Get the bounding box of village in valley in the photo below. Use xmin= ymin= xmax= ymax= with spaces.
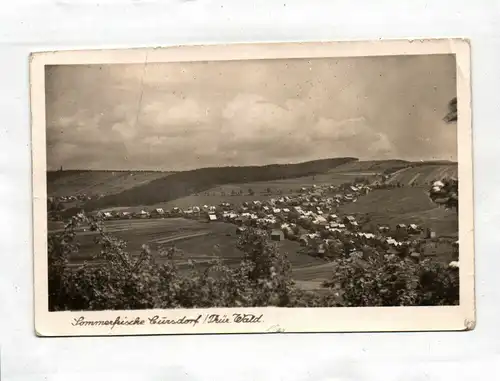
xmin=42 ymin=53 xmax=462 ymax=310
xmin=47 ymin=160 xmax=459 ymax=290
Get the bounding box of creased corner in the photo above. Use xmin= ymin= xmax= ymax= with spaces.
xmin=464 ymin=318 xmax=476 ymax=331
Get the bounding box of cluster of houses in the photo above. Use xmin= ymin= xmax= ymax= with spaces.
xmin=89 ymin=181 xmax=446 ymax=262
xmin=93 ymin=182 xmax=370 ymax=223
xmin=50 ymin=193 xmax=101 ymax=204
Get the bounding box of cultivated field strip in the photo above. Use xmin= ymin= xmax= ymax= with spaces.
xmin=152 ymin=231 xmax=211 ymax=245
xmin=387 ymin=165 xmax=458 ymax=185
xmin=47 ymin=171 xmax=171 ymax=197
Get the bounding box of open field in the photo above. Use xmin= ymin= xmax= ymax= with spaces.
xmin=47 ymin=170 xmax=172 ymax=197
xmin=337 ymin=186 xmax=458 ymax=237
xmin=48 ymin=218 xmax=332 ymax=287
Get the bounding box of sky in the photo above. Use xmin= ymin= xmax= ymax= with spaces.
xmin=45 ymin=54 xmax=457 ymax=171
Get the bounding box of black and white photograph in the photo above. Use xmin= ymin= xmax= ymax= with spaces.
xmin=30 ymin=40 xmax=475 ymax=336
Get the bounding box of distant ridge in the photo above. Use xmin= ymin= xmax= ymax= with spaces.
xmin=72 ymin=157 xmax=358 ymax=212
xmin=47 ymin=158 xmax=456 ymax=177
xmin=47 ymin=157 xmax=361 ymax=175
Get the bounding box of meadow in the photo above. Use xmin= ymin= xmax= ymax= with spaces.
xmin=48 ymin=217 xmax=332 ymax=289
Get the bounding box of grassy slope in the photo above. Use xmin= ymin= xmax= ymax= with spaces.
xmin=386 ymin=163 xmax=458 ymax=185
xmin=77 ymin=157 xmax=358 ymax=212
xmin=47 ymin=170 xmax=172 ymax=197
xmin=337 ymin=186 xmax=458 ymax=237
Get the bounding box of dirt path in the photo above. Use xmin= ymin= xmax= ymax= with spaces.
xmin=408 ymin=173 xmax=421 ymax=185
xmin=386 ymin=167 xmax=408 ymax=183
xmin=153 ymin=231 xmax=211 ymax=245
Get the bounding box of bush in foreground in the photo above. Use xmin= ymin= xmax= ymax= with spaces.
xmin=48 ymin=214 xmax=341 ymax=311
xmin=48 ymin=214 xmax=459 ymax=311
xmin=324 ymin=254 xmax=459 ymax=307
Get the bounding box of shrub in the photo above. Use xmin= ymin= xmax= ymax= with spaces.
xmin=323 ymin=254 xmax=459 ymax=307
xmin=429 ymin=178 xmax=458 ymax=213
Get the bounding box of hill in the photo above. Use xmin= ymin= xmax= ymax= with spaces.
xmin=75 ymin=157 xmax=358 ymax=212
xmin=386 ymin=163 xmax=457 ymax=186
xmin=47 ymin=170 xmax=172 ymax=197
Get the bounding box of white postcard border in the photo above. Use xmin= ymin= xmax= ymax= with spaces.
xmin=30 ymin=38 xmax=475 ymax=337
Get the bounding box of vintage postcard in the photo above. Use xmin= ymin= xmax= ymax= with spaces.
xmin=30 ymin=39 xmax=474 ymax=337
